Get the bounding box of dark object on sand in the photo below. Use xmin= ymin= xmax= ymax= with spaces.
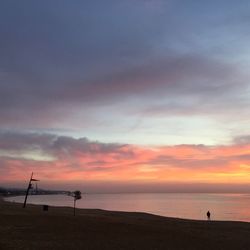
xmin=207 ymin=211 xmax=211 ymax=220
xmin=43 ymin=205 xmax=49 ymax=211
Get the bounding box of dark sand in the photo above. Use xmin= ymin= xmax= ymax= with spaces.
xmin=1 ymin=197 xmax=250 ymax=250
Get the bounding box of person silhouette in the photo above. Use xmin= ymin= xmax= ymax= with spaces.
xmin=207 ymin=211 xmax=211 ymax=220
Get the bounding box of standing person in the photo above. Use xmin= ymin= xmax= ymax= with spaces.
xmin=207 ymin=210 xmax=211 ymax=220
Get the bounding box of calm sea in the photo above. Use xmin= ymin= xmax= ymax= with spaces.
xmin=5 ymin=193 xmax=250 ymax=222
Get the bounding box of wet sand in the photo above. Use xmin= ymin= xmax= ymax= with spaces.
xmin=1 ymin=196 xmax=250 ymax=250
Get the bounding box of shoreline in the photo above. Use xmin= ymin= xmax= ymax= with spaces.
xmin=1 ymin=196 xmax=250 ymax=249
xmin=4 ymin=193 xmax=250 ymax=223
xmin=2 ymin=195 xmax=200 ymax=222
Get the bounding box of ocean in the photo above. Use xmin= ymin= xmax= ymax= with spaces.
xmin=5 ymin=193 xmax=250 ymax=222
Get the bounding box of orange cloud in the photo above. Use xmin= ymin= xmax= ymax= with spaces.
xmin=1 ymin=133 xmax=250 ymax=190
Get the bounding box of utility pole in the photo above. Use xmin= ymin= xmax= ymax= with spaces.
xmin=23 ymin=172 xmax=39 ymax=208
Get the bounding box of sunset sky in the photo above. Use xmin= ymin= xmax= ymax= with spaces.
xmin=1 ymin=0 xmax=250 ymax=192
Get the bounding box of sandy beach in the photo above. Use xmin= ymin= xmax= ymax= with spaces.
xmin=1 ymin=197 xmax=250 ymax=250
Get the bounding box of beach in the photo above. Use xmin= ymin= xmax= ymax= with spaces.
xmin=1 ymin=197 xmax=250 ymax=250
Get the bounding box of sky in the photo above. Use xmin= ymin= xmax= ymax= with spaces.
xmin=1 ymin=0 xmax=250 ymax=192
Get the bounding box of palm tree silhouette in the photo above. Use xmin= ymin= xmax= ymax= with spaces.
xmin=72 ymin=190 xmax=82 ymax=216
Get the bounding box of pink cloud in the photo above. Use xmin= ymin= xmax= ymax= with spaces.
xmin=1 ymin=132 xmax=250 ymax=190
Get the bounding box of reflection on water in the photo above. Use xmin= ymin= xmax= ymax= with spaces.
xmin=6 ymin=193 xmax=250 ymax=222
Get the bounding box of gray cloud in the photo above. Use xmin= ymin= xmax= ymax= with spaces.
xmin=0 ymin=130 xmax=248 ymax=167
xmin=0 ymin=131 xmax=56 ymax=152
xmin=0 ymin=131 xmax=132 ymax=160
xmin=1 ymin=1 xmax=250 ymax=128
xmin=233 ymin=135 xmax=250 ymax=145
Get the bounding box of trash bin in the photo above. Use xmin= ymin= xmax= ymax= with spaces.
xmin=43 ymin=205 xmax=49 ymax=211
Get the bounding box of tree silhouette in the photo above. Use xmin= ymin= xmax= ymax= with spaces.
xmin=72 ymin=190 xmax=82 ymax=216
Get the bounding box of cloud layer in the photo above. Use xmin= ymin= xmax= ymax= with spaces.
xmin=1 ymin=131 xmax=250 ymax=191
xmin=0 ymin=0 xmax=250 ymax=143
